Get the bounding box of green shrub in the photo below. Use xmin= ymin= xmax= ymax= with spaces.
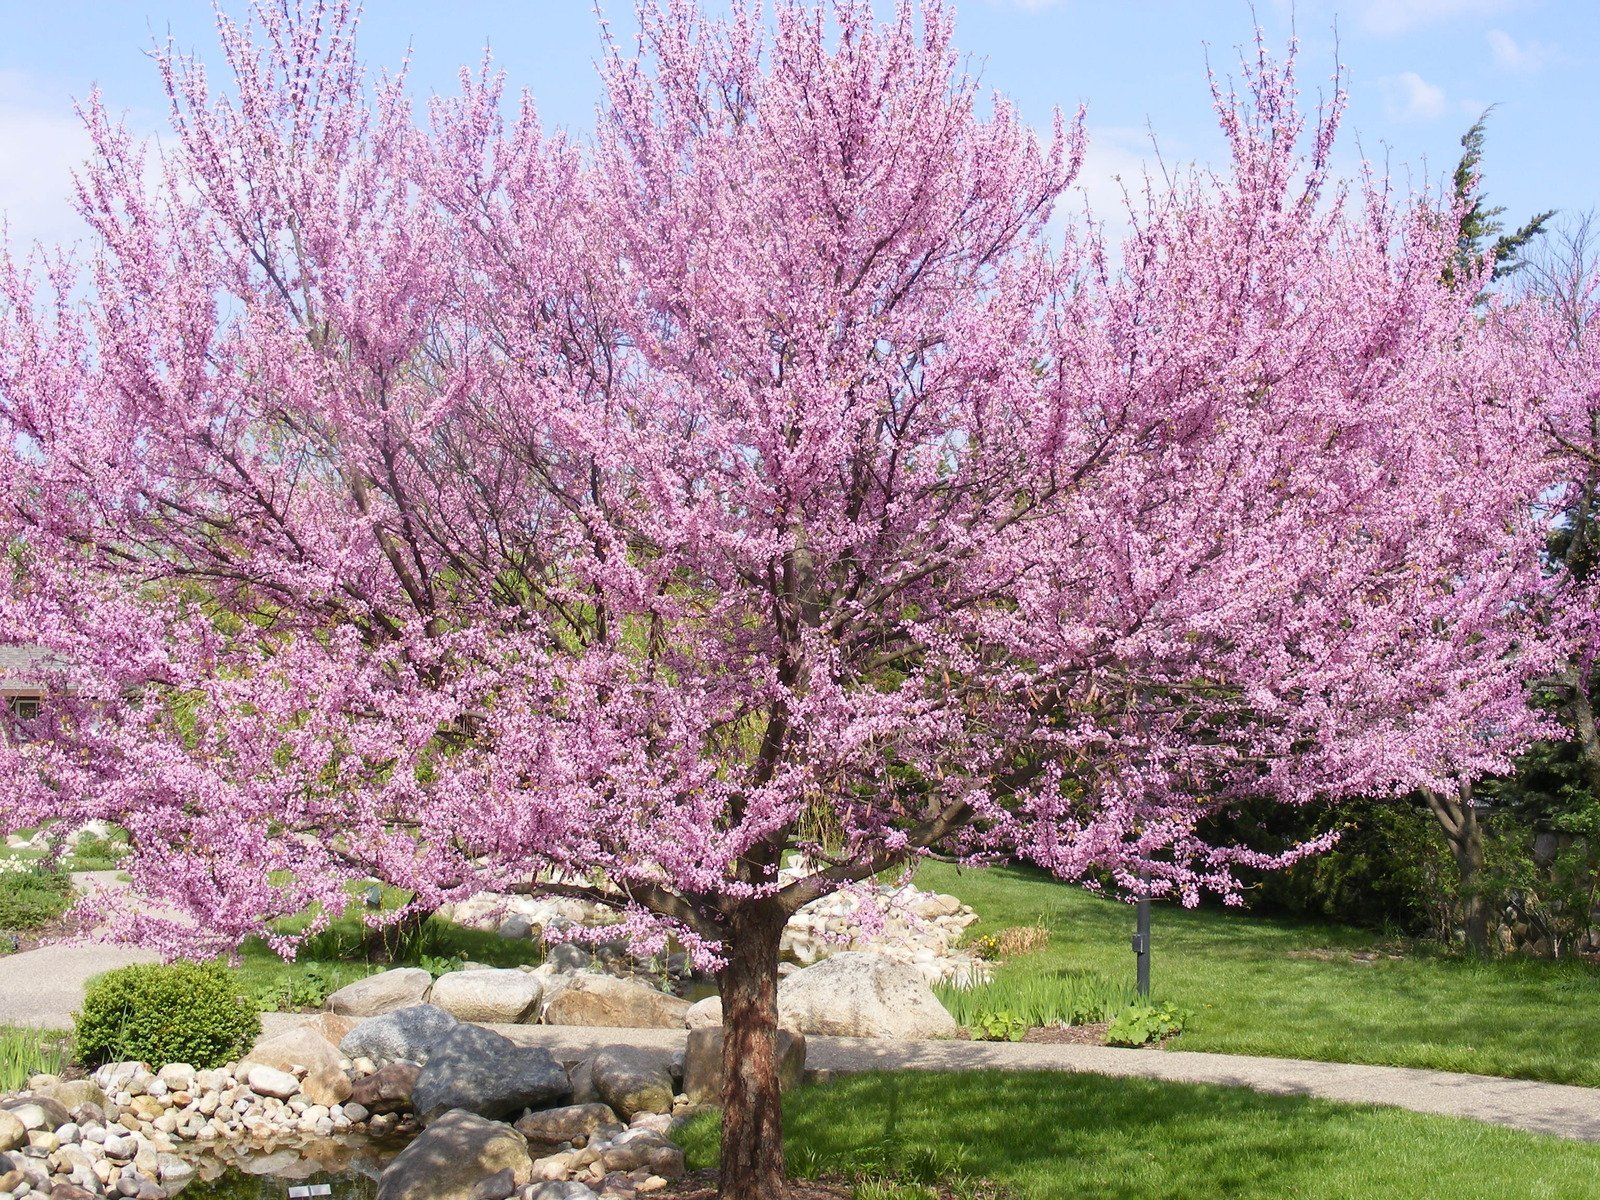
xmin=75 ymin=961 xmax=260 ymax=1068
xmin=1106 ymin=1001 xmax=1189 ymax=1047
xmin=0 ymin=867 xmax=72 ymax=931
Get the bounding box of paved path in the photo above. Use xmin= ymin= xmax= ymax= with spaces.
xmin=488 ymin=1024 xmax=1600 ymax=1144
xmin=0 ymin=871 xmax=160 ymax=1029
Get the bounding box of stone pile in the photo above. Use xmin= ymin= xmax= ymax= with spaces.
xmin=442 ymin=872 xmax=990 ymax=989
xmin=778 ymin=875 xmax=989 ymax=987
xmin=325 ymin=963 xmax=693 ymax=1030
xmin=0 ymin=1001 xmax=753 ymax=1200
xmin=0 ymin=1051 xmax=367 ymax=1200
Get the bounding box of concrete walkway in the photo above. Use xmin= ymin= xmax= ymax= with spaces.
xmin=0 ymin=871 xmax=160 ymax=1029
xmin=490 ymin=1024 xmax=1600 ymax=1144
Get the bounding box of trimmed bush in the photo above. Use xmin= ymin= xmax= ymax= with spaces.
xmin=75 ymin=961 xmax=261 ymax=1069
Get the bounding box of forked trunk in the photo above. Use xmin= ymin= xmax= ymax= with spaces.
xmin=715 ymin=902 xmax=787 ymax=1200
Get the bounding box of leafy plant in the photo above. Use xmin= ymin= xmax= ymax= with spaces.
xmin=248 ymin=965 xmax=335 ymax=1012
xmin=0 ymin=866 xmax=72 ymax=932
xmin=0 ymin=1026 xmax=69 ymax=1092
xmin=76 ymin=961 xmax=261 ymax=1069
xmin=1105 ymin=1002 xmax=1189 ymax=1047
xmin=971 ymin=1010 xmax=1029 ymax=1042
xmin=417 ymin=950 xmax=467 ymax=978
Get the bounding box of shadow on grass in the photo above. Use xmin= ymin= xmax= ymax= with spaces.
xmin=677 ymin=1069 xmax=1600 ymax=1200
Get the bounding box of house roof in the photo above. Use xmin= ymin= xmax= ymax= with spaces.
xmin=0 ymin=644 xmax=56 ymax=692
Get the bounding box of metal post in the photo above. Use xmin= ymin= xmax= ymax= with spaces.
xmin=1132 ymin=871 xmax=1151 ymax=998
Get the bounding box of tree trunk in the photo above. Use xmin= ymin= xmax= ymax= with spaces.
xmin=1423 ymin=785 xmax=1491 ymax=956
xmin=715 ymin=901 xmax=788 ymax=1200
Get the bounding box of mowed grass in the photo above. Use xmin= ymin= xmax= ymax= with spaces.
xmin=918 ymin=861 xmax=1600 ymax=1086
xmin=678 ymin=1070 xmax=1600 ymax=1200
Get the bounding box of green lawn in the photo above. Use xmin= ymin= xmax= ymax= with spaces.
xmin=678 ymin=1070 xmax=1600 ymax=1199
xmin=919 ymin=861 xmax=1600 ymax=1087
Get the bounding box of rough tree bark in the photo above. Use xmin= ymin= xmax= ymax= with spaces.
xmin=715 ymin=900 xmax=788 ymax=1200
xmin=1423 ymin=783 xmax=1491 ymax=956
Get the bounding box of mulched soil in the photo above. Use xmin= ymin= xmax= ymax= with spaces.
xmin=1021 ymin=1021 xmax=1109 ymax=1046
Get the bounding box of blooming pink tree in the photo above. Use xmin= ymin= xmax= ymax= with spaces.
xmin=0 ymin=3 xmax=1560 ymax=1194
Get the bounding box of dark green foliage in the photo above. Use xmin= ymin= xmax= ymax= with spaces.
xmin=1444 ymin=109 xmax=1553 ymax=291
xmin=75 ymin=961 xmax=261 ymax=1069
xmin=0 ymin=867 xmax=72 ymax=932
xmin=1207 ymin=796 xmax=1449 ymax=934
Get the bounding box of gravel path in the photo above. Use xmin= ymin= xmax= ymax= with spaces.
xmin=490 ymin=1024 xmax=1600 ymax=1144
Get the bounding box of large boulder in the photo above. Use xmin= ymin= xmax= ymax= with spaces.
xmin=327 ymin=968 xmax=435 ymax=1018
xmin=245 ymin=1023 xmax=352 ymax=1105
xmin=411 ymin=1024 xmax=570 ymax=1124
xmin=597 ymin=1129 xmax=685 ymax=1177
xmin=778 ymin=952 xmax=958 ymax=1039
xmin=684 ymin=996 xmax=723 ymax=1030
xmin=587 ymin=1046 xmax=675 ymax=1119
xmin=350 ymin=1062 xmax=421 ymax=1115
xmin=341 ymin=1004 xmax=459 ymax=1064
xmin=541 ymin=975 xmax=691 ymax=1029
xmin=375 ymin=1109 xmax=534 ymax=1200
xmin=513 ymin=1103 xmax=620 ymax=1149
xmin=430 ymin=969 xmax=544 ymax=1024
xmin=682 ymin=1026 xmax=806 ymax=1106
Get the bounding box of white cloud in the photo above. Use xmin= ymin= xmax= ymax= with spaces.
xmin=1486 ymin=28 xmax=1555 ymax=72
xmin=1355 ymin=0 xmax=1515 ymax=37
xmin=0 ymin=73 xmax=94 ymax=252
xmin=1381 ymin=71 xmax=1449 ymax=123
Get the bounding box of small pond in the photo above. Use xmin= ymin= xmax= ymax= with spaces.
xmin=170 ymin=1133 xmax=400 ymax=1200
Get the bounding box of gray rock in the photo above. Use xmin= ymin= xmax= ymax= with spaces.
xmin=497 ymin=916 xmax=534 ymax=941
xmin=529 ymin=1183 xmax=600 ymax=1200
xmin=375 ymin=1109 xmax=534 ymax=1200
xmin=411 ymin=1025 xmax=570 ymax=1125
xmin=0 ymin=1151 xmax=21 ymax=1193
xmin=341 ymin=1004 xmax=459 ymax=1064
xmin=327 ymin=968 xmax=435 ymax=1018
xmin=683 ymin=996 xmax=723 ymax=1029
xmin=429 ymin=969 xmax=544 ymax=1024
xmin=349 ymin=1063 xmax=422 ymax=1115
xmin=778 ymin=952 xmax=959 ymax=1039
xmin=0 ymin=1099 xmax=70 ymax=1132
xmin=244 ymin=1065 xmax=300 ymax=1100
xmin=38 ymin=1080 xmax=107 ymax=1113
xmin=246 ymin=1023 xmax=352 ymax=1106
xmin=512 ymin=1103 xmax=619 ymax=1147
xmin=545 ymin=944 xmax=591 ymax=972
xmin=0 ymin=1110 xmax=23 ymax=1153
xmin=682 ymin=1026 xmax=805 ymax=1106
xmin=597 ymin=1129 xmax=685 ymax=1176
xmin=541 ymin=975 xmax=692 ymax=1029
xmin=588 ymin=1046 xmax=675 ymax=1119
xmin=468 ymin=1167 xmax=519 ymax=1200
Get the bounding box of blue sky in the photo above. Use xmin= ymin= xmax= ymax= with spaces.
xmin=1 ymin=0 xmax=1595 ymax=251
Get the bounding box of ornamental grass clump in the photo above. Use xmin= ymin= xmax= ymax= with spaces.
xmin=0 ymin=1026 xmax=69 ymax=1092
xmin=75 ymin=961 xmax=260 ymax=1069
xmin=936 ymin=970 xmax=1136 ymax=1030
